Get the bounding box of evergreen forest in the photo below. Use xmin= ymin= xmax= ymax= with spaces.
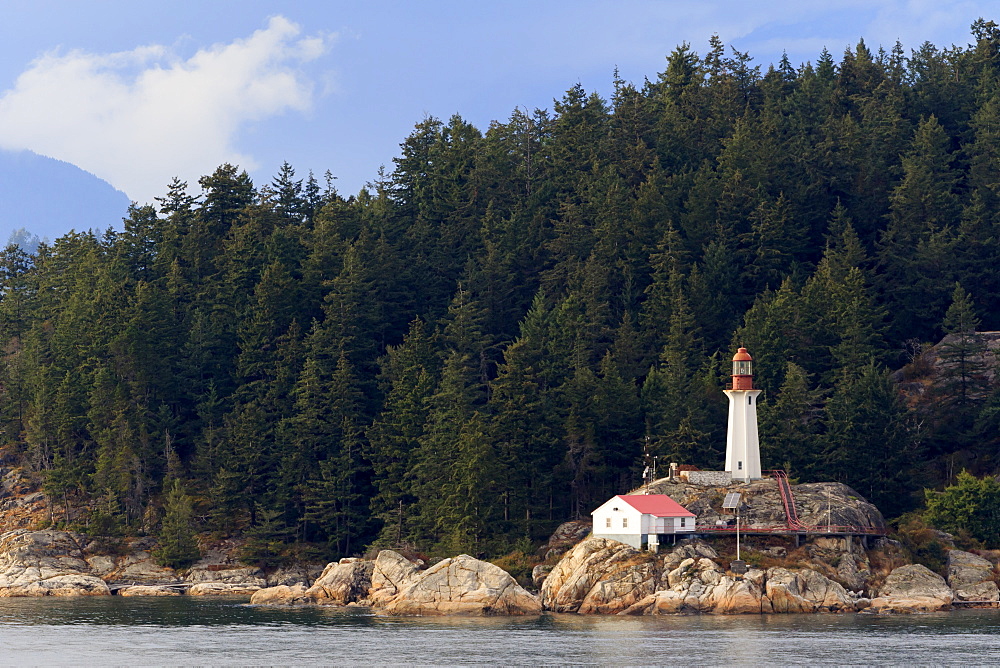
xmin=4 ymin=22 xmax=1000 ymax=560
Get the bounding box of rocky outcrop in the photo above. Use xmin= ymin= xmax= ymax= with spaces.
xmin=893 ymin=332 xmax=1000 ymax=409
xmin=187 ymin=582 xmax=261 ymax=596
xmin=267 ymin=564 xmax=323 ymax=587
xmin=765 ymin=567 xmax=855 ymax=613
xmin=646 ymin=478 xmax=885 ymax=533
xmin=90 ymin=538 xmax=178 ymax=584
xmin=368 ymin=550 xmax=422 ymax=606
xmin=380 ymin=553 xmax=541 ymax=616
xmin=118 ymin=585 xmax=181 ymax=597
xmin=870 ymin=564 xmax=954 ymax=613
xmin=250 ymin=583 xmax=311 ymax=605
xmin=0 ymin=469 xmax=48 ymax=532
xmin=305 ymin=558 xmax=373 ymax=605
xmin=540 ymin=520 xmax=592 ymax=560
xmin=552 ymin=537 xmax=864 ymax=615
xmin=532 ymin=564 xmax=553 ymax=588
xmin=0 ymin=529 xmax=110 ymax=596
xmin=541 ymin=537 xmax=658 ymax=614
xmin=624 ymin=558 xmax=762 ymax=615
xmin=947 ymin=550 xmax=999 ymax=602
xmin=185 ymin=566 xmax=267 ymax=587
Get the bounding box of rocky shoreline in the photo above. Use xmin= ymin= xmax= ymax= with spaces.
xmin=3 ymin=526 xmax=996 ymax=617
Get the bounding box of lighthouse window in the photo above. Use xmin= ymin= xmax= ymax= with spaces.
xmin=606 ymin=517 xmax=611 ymax=528
xmin=623 ymin=518 xmax=628 ymax=528
xmin=748 ymin=396 xmax=752 ymax=405
xmin=738 ymin=461 xmax=743 ymax=470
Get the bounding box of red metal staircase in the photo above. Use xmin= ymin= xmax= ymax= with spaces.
xmin=770 ymin=469 xmax=808 ymax=530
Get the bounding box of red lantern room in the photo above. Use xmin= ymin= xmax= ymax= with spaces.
xmin=731 ymin=347 xmax=754 ymax=390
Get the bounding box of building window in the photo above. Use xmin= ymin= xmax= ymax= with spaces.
xmin=680 ymin=518 xmax=686 ymax=527
xmin=623 ymin=518 xmax=628 ymax=528
xmin=606 ymin=517 xmax=611 ymax=528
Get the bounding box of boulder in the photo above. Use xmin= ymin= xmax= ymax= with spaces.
xmin=532 ymin=564 xmax=553 ymax=589
xmin=541 ymin=537 xmax=658 ymax=614
xmin=871 ymin=564 xmax=953 ymax=613
xmin=118 ymin=585 xmax=181 ymax=597
xmin=765 ymin=567 xmax=855 ymax=613
xmin=305 ymin=559 xmax=374 ymax=605
xmin=947 ymin=550 xmax=999 ymax=602
xmin=835 ymin=551 xmax=871 ymax=592
xmin=541 ymin=520 xmax=592 ymax=560
xmin=187 ymin=582 xmax=261 ymax=596
xmin=381 ymin=554 xmax=541 ymax=616
xmin=661 ymin=539 xmax=719 ymax=570
xmin=250 ymin=583 xmax=310 ymax=605
xmin=368 ymin=550 xmax=421 ymax=606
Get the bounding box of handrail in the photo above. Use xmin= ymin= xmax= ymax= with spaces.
xmin=770 ymin=469 xmax=806 ymax=530
xmin=698 ymin=525 xmax=886 ymax=535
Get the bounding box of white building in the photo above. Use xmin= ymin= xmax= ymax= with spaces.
xmin=591 ymin=494 xmax=696 ymax=550
xmin=724 ymin=347 xmax=762 ymax=482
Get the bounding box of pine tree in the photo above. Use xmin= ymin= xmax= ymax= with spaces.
xmin=153 ymin=479 xmax=201 ymax=569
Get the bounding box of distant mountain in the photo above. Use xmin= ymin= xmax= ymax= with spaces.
xmin=0 ymin=150 xmax=131 ymax=246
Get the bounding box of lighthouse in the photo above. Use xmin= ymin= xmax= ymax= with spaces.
xmin=724 ymin=347 xmax=762 ymax=482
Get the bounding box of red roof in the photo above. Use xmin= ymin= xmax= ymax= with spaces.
xmin=617 ymin=494 xmax=695 ymax=518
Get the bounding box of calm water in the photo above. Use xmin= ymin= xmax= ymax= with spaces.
xmin=1 ymin=596 xmax=1000 ymax=665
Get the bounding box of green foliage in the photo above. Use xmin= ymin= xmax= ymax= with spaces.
xmin=153 ymin=480 xmax=201 ymax=570
xmin=924 ymin=470 xmax=1000 ymax=547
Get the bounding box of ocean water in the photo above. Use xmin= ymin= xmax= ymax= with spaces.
xmin=1 ymin=596 xmax=999 ymax=665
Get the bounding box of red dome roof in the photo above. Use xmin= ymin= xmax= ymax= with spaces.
xmin=733 ymin=347 xmax=752 ymax=361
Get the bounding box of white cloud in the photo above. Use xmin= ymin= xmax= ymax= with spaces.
xmin=0 ymin=16 xmax=330 ymax=204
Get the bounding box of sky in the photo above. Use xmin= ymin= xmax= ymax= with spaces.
xmin=0 ymin=0 xmax=996 ymax=208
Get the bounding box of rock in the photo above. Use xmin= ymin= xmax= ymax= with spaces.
xmin=368 ymin=550 xmax=422 ymax=606
xmin=0 ymin=574 xmax=110 ymax=597
xmin=184 ymin=566 xmax=266 ymax=587
xmin=266 ymin=564 xmax=323 ymax=587
xmin=542 ymin=520 xmax=592 ymax=560
xmin=250 ymin=583 xmax=310 ymax=605
xmin=532 ymin=564 xmax=552 ymax=589
xmin=871 ymin=564 xmax=953 ymax=613
xmin=765 ymin=567 xmax=855 ymax=613
xmin=634 ymin=570 xmax=769 ymax=615
xmin=947 ymin=550 xmax=999 ymax=602
xmin=645 ymin=478 xmax=886 ymax=533
xmin=187 ymin=582 xmax=261 ymax=596
xmin=709 ymin=576 xmax=771 ymax=614
xmin=0 ymin=529 xmax=110 ymax=596
xmin=835 ymin=551 xmax=871 ymax=592
xmin=106 ymin=549 xmax=179 ymax=584
xmin=118 ymin=585 xmax=181 ymax=597
xmin=381 ymin=554 xmax=541 ymax=616
xmin=662 ymin=539 xmax=719 ymax=570
xmin=305 ymin=559 xmax=374 ymax=605
xmin=541 ymin=537 xmax=658 ymax=614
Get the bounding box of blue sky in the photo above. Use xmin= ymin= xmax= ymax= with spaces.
xmin=0 ymin=1 xmax=996 ymax=206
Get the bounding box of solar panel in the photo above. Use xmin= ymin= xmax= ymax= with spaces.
xmin=722 ymin=492 xmax=742 ymax=509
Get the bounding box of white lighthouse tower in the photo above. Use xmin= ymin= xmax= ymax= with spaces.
xmin=724 ymin=347 xmax=762 ymax=482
